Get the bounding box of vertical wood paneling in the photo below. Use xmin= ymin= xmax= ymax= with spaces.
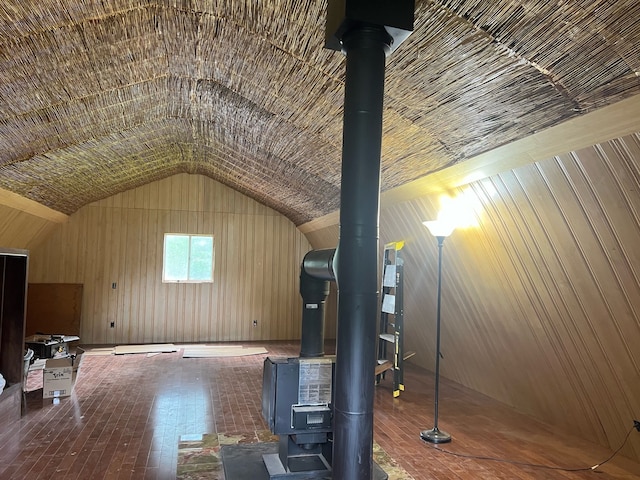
xmin=0 ymin=205 xmax=60 ymax=251
xmin=28 ymin=173 xmax=311 ymax=345
xmin=369 ymin=134 xmax=640 ymax=462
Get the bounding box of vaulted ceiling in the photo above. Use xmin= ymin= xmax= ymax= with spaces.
xmin=1 ymin=0 xmax=640 ymax=225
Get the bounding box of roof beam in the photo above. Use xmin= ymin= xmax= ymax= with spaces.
xmin=0 ymin=188 xmax=68 ymax=223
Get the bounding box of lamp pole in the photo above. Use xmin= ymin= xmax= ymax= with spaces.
xmin=420 ymin=221 xmax=453 ymax=444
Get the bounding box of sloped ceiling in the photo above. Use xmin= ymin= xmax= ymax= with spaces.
xmin=1 ymin=0 xmax=640 ymax=225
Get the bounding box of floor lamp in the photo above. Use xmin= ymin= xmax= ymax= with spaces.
xmin=420 ymin=220 xmax=454 ymax=444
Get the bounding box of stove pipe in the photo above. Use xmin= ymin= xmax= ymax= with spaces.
xmin=325 ymin=1 xmax=414 ymax=478
xmin=299 ymin=248 xmax=336 ymax=358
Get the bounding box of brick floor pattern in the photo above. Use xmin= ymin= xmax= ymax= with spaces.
xmin=1 ymin=341 xmax=638 ymax=479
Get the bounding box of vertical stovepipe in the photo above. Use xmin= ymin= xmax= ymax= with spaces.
xmin=325 ymin=2 xmax=414 ymax=477
xmin=331 ymin=25 xmax=392 ymax=480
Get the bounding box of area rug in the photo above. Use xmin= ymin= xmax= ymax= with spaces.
xmin=176 ymin=430 xmax=415 ymax=479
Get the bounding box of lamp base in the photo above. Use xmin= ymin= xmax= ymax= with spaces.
xmin=420 ymin=427 xmax=451 ymax=444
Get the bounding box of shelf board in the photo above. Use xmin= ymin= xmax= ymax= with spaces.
xmin=379 ymin=333 xmax=394 ymax=343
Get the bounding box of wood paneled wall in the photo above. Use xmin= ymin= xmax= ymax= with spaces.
xmin=305 ymin=133 xmax=640 ymax=463
xmin=0 ymin=205 xmax=59 ymax=250
xmin=28 ymin=174 xmax=312 ymax=345
xmin=0 ymin=186 xmax=67 ymax=250
xmin=379 ymin=133 xmax=640 ymax=462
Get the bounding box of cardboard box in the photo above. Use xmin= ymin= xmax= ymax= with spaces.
xmin=42 ymin=348 xmax=84 ymax=399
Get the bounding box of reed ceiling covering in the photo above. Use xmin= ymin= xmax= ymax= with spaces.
xmin=1 ymin=0 xmax=639 ymax=225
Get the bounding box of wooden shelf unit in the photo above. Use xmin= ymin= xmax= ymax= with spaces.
xmin=376 ymin=241 xmax=414 ymax=397
xmin=0 ymin=248 xmax=29 ymax=424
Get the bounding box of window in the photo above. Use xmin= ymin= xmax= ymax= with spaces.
xmin=163 ymin=234 xmax=214 ymax=283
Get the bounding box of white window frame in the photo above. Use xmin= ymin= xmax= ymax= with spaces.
xmin=162 ymin=233 xmax=215 ymax=283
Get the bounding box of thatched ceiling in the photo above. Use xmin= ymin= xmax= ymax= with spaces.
xmin=1 ymin=1 xmax=639 ymax=225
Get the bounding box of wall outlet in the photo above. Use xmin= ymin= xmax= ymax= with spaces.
xmin=111 ymin=282 xmax=117 ymax=289
xmin=110 ymin=321 xmax=115 ymax=328
xmin=253 ymin=319 xmax=258 ymax=327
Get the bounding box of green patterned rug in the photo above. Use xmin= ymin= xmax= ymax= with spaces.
xmin=176 ymin=430 xmax=414 ymax=479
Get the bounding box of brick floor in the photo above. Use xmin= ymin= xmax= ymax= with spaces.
xmin=1 ymin=341 xmax=638 ymax=479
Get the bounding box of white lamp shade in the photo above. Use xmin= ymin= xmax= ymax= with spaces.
xmin=423 ymin=220 xmax=455 ymax=238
